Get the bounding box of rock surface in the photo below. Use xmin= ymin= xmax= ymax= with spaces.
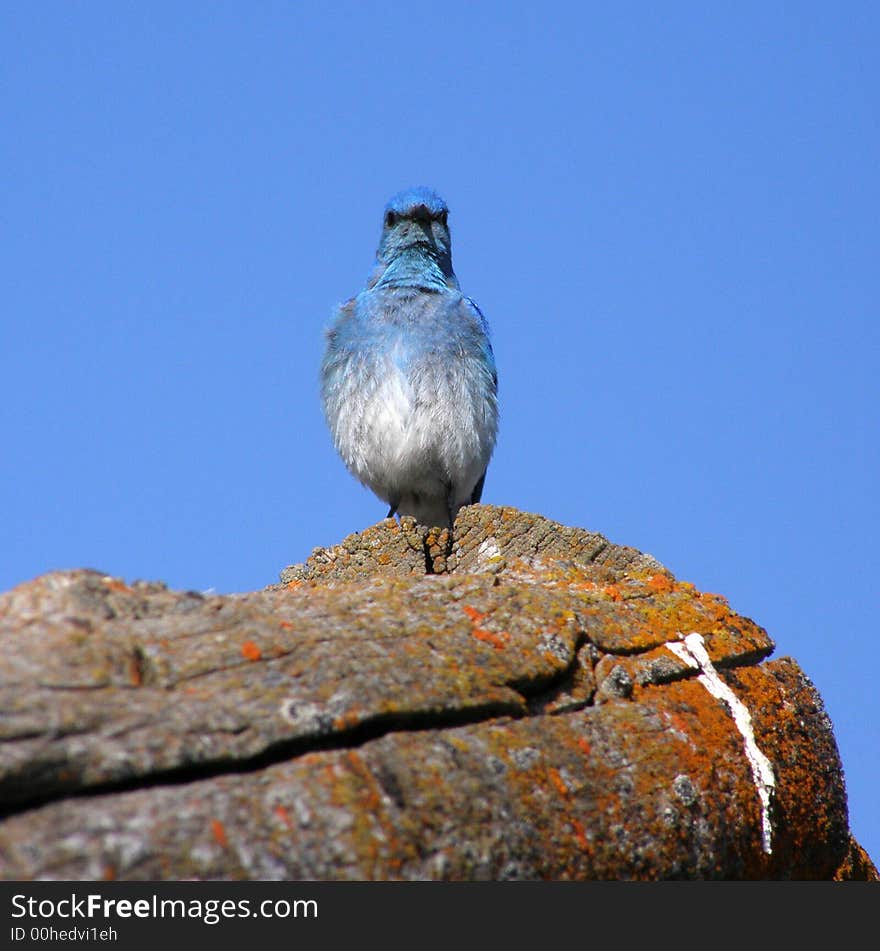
xmin=0 ymin=505 xmax=875 ymax=880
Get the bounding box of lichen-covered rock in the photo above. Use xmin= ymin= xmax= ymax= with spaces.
xmin=833 ymin=837 xmax=879 ymax=881
xmin=0 ymin=505 xmax=873 ymax=880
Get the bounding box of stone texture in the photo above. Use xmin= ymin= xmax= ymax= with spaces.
xmin=0 ymin=505 xmax=873 ymax=880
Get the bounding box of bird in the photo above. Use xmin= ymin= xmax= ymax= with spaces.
xmin=320 ymin=186 xmax=498 ymax=529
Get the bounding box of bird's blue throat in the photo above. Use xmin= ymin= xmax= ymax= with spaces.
xmin=375 ymin=247 xmax=455 ymax=291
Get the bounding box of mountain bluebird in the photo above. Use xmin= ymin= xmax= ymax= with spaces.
xmin=321 ymin=187 xmax=498 ymax=528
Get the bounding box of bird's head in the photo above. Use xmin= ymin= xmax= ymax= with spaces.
xmin=377 ymin=187 xmax=452 ymax=267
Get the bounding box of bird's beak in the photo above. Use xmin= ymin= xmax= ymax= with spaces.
xmin=413 ymin=219 xmax=435 ymax=244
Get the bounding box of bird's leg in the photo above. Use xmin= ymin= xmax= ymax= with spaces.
xmin=470 ymin=471 xmax=487 ymax=505
xmin=445 ymin=482 xmax=456 ymax=530
xmin=386 ymin=502 xmax=399 ymax=519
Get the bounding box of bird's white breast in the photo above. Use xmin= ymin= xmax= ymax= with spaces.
xmin=334 ymin=353 xmax=493 ymax=506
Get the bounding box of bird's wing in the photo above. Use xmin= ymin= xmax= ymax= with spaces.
xmin=462 ymin=296 xmax=498 ymax=392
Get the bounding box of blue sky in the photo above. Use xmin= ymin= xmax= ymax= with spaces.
xmin=3 ymin=3 xmax=878 ymax=867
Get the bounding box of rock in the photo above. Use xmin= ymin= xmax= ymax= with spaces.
xmin=0 ymin=505 xmax=874 ymax=880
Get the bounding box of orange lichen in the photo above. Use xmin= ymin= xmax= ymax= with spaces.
xmin=103 ymin=578 xmax=131 ymax=593
xmin=241 ymin=640 xmax=262 ymax=661
xmin=211 ymin=819 xmax=228 ymax=848
xmin=274 ymin=805 xmax=293 ymax=829
xmin=602 ymin=585 xmax=622 ymax=601
xmin=346 ymin=751 xmax=383 ymax=812
xmin=278 ymin=620 xmax=293 ymax=630
xmin=662 ymin=708 xmax=693 ymax=737
xmin=577 ymin=737 xmax=592 ymax=757
xmin=647 ymin=574 xmax=674 ymax=594
xmin=548 ymin=767 xmax=570 ymax=798
xmin=699 ymin=592 xmax=729 ymax=604
xmin=462 ymin=605 xmax=487 ymax=624
xmin=571 ymin=817 xmax=590 ymax=851
xmin=334 ymin=710 xmax=364 ymax=730
xmin=472 ymin=628 xmax=510 ymax=649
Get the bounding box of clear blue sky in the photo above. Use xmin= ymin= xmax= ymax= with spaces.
xmin=3 ymin=2 xmax=878 ymax=867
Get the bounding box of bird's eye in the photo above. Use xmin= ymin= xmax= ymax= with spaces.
xmin=385 ymin=211 xmax=396 ymax=227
